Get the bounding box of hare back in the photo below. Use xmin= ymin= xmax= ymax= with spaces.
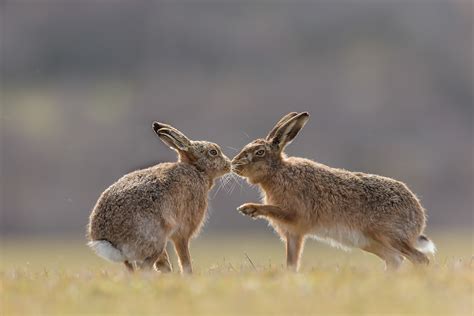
xmin=88 ymin=162 xmax=209 ymax=260
xmin=262 ymin=157 xmax=426 ymax=238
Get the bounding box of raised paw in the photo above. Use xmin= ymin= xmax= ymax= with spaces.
xmin=237 ymin=203 xmax=262 ymax=219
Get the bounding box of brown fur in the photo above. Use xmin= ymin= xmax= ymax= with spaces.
xmin=232 ymin=112 xmax=433 ymax=271
xmin=87 ymin=121 xmax=231 ymax=274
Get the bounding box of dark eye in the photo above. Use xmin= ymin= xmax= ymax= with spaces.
xmin=255 ymin=149 xmax=265 ymax=156
xmin=209 ymin=149 xmax=218 ymax=156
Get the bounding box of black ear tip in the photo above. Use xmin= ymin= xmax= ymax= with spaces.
xmin=300 ymin=112 xmax=310 ymax=117
xmin=152 ymin=121 xmax=163 ymax=133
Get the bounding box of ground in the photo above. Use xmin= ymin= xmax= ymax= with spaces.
xmin=1 ymin=232 xmax=472 ymax=315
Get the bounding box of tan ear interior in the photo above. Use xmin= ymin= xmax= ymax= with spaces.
xmin=266 ymin=112 xmax=299 ymax=140
xmin=156 ymin=127 xmax=191 ymax=151
xmin=271 ymin=112 xmax=309 ymax=149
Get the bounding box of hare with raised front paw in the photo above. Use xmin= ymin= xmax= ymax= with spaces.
xmin=232 ymin=112 xmax=435 ymax=271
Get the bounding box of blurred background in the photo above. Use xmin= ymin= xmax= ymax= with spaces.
xmin=1 ymin=1 xmax=472 ymax=238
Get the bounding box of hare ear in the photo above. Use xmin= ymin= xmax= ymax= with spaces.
xmin=152 ymin=121 xmax=192 ymax=152
xmin=270 ymin=112 xmax=309 ymax=150
xmin=266 ymin=112 xmax=299 ymax=141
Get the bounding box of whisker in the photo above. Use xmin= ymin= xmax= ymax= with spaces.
xmin=227 ymin=182 xmax=234 ymax=195
xmin=232 ymin=174 xmax=242 ymax=193
xmin=229 ymin=179 xmax=237 ymax=195
xmin=226 ymin=146 xmax=239 ymax=152
xmin=211 ymin=182 xmax=222 ymax=199
xmin=231 ymin=173 xmax=244 ymax=193
xmin=221 ymin=174 xmax=232 ymax=194
xmin=227 ymin=173 xmax=241 ymax=195
xmin=211 ymin=172 xmax=245 ymax=198
xmin=220 ymin=177 xmax=229 ymax=194
xmin=233 ymin=174 xmax=244 ymax=190
xmin=225 ymin=174 xmax=234 ymax=194
xmin=211 ymin=174 xmax=229 ymax=199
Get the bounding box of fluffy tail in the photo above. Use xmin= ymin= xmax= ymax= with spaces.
xmin=415 ymin=235 xmax=436 ymax=254
xmin=88 ymin=240 xmax=125 ymax=262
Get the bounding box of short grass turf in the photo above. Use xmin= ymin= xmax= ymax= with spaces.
xmin=1 ymin=232 xmax=472 ymax=315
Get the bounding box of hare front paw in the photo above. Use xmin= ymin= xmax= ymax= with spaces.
xmin=237 ymin=203 xmax=262 ymax=219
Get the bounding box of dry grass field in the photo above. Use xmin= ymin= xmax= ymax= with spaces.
xmin=1 ymin=232 xmax=472 ymax=316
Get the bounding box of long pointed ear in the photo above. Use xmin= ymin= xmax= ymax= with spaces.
xmin=152 ymin=121 xmax=192 ymax=152
xmin=266 ymin=112 xmax=299 ymax=140
xmin=269 ymin=112 xmax=310 ymax=151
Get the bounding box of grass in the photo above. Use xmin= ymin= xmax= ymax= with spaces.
xmin=1 ymin=232 xmax=473 ymax=315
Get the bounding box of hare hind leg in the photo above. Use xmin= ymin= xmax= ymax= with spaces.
xmin=286 ymin=233 xmax=305 ymax=272
xmin=135 ymin=239 xmax=168 ymax=271
xmin=395 ymin=240 xmax=430 ymax=265
xmin=124 ymin=261 xmax=135 ymax=272
xmin=363 ymin=242 xmax=404 ymax=271
xmin=154 ymin=249 xmax=172 ymax=273
xmin=172 ymin=238 xmax=193 ymax=274
xmin=137 ymin=249 xmax=173 ymax=273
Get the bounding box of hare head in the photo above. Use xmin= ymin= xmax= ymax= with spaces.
xmin=231 ymin=112 xmax=309 ymax=183
xmin=153 ymin=122 xmax=231 ymax=178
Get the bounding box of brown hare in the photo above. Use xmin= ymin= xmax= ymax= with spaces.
xmin=232 ymin=112 xmax=435 ymax=271
xmin=87 ymin=121 xmax=231 ymax=274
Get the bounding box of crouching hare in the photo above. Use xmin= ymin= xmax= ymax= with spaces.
xmin=232 ymin=112 xmax=435 ymax=271
xmin=87 ymin=122 xmax=231 ymax=274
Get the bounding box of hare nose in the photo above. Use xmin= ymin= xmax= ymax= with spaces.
xmin=232 ymin=158 xmax=249 ymax=166
xmin=232 ymin=152 xmax=250 ymax=163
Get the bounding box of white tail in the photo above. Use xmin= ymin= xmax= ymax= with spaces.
xmin=415 ymin=235 xmax=436 ymax=254
xmin=88 ymin=240 xmax=125 ymax=262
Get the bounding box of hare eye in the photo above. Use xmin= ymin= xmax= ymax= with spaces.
xmin=209 ymin=149 xmax=218 ymax=156
xmin=255 ymin=149 xmax=265 ymax=156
